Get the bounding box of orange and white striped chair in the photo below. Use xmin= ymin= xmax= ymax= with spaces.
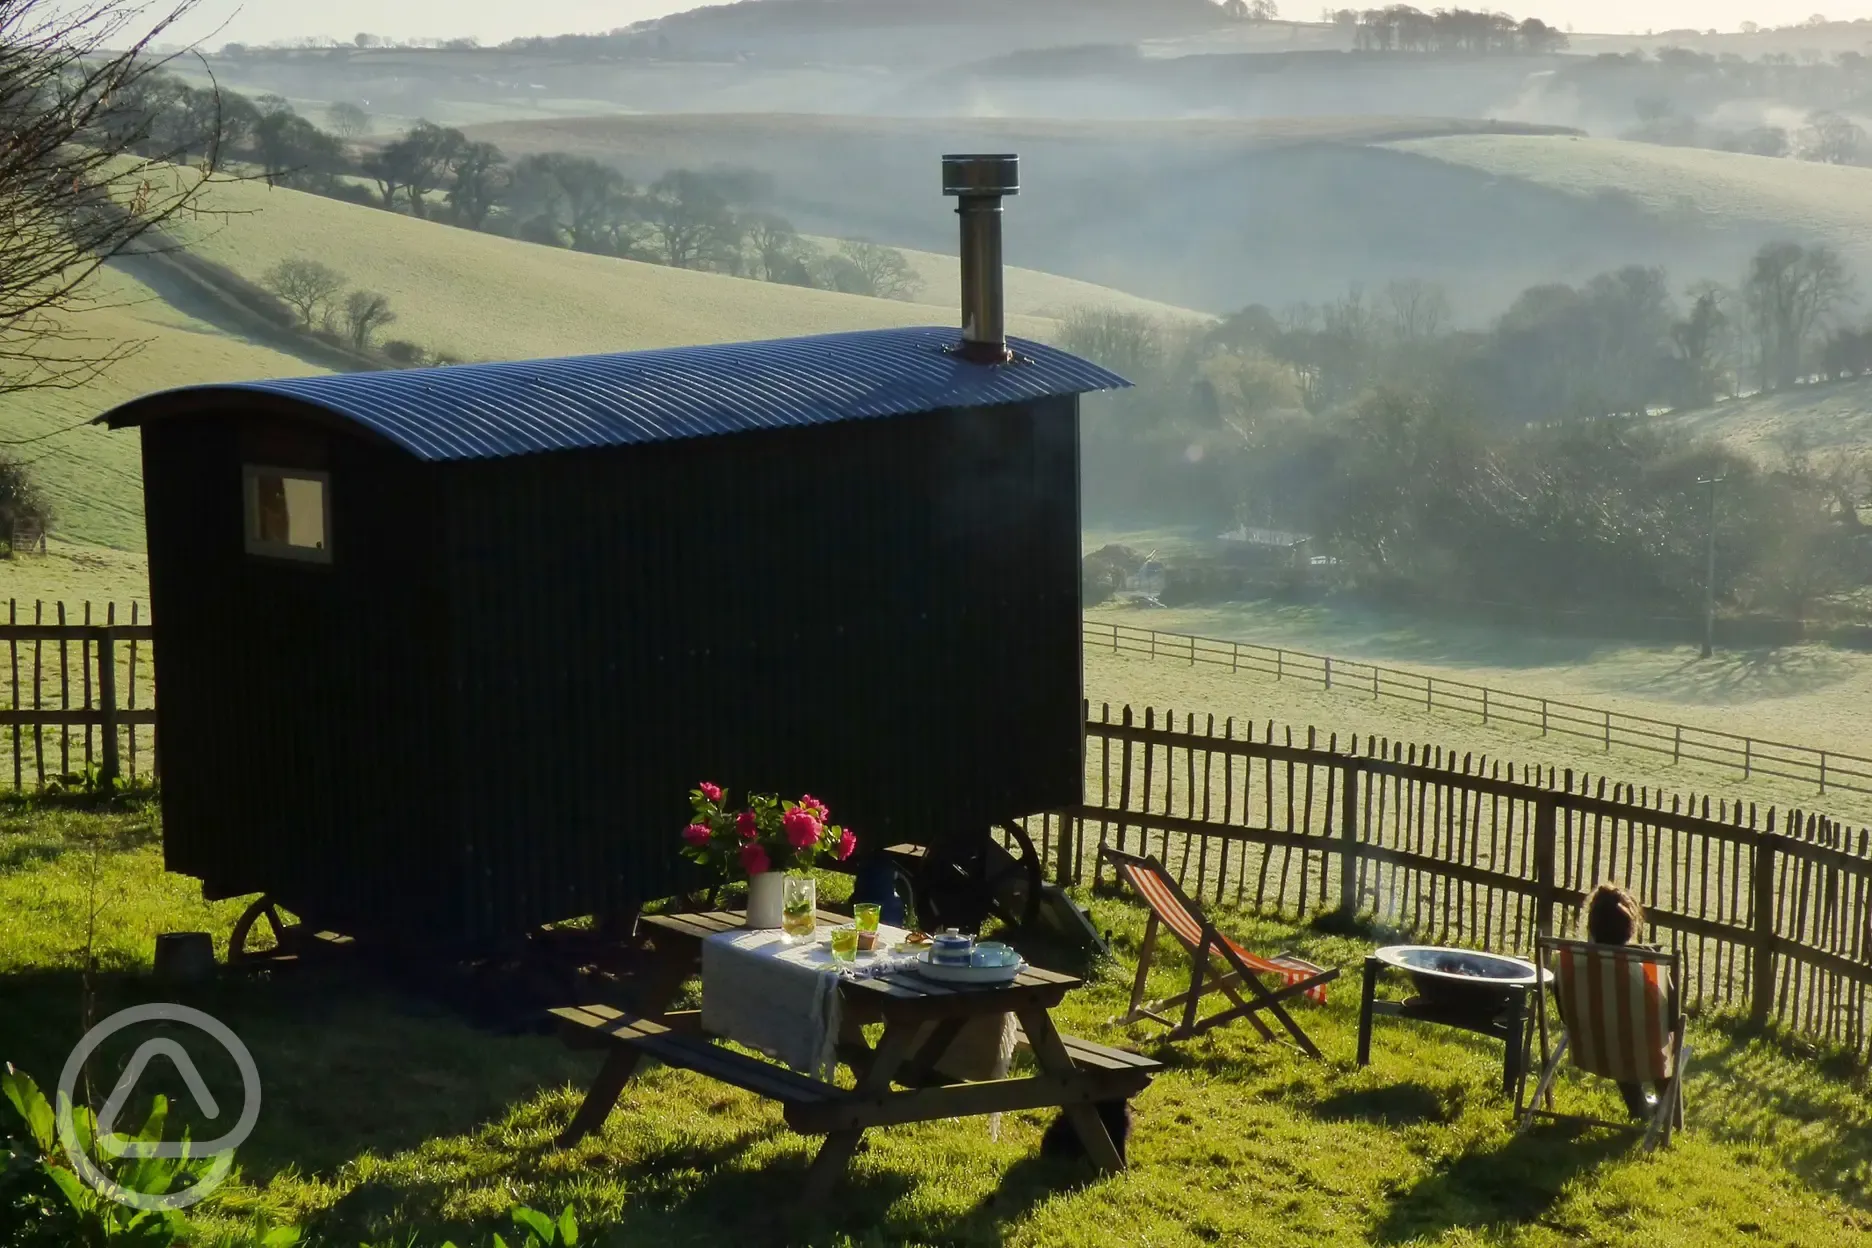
xmin=1101 ymin=846 xmax=1339 ymax=1056
xmin=1516 ymin=936 xmax=1689 ymax=1150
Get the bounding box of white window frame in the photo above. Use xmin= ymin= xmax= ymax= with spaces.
xmin=242 ymin=464 xmax=332 ymax=564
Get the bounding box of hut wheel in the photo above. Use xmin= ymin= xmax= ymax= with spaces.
xmin=228 ymin=895 xmax=305 ymax=966
xmin=913 ymin=824 xmax=1043 ymax=934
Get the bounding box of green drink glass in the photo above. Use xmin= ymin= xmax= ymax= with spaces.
xmin=830 ymin=924 xmax=859 ymax=962
xmin=853 ymin=903 xmax=881 ymax=932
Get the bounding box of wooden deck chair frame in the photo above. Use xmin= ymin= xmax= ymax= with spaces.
xmin=1514 ymin=936 xmax=1688 ymax=1152
xmin=1101 ymin=846 xmax=1339 ymax=1056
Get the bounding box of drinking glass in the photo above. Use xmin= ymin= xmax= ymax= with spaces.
xmin=782 ymin=875 xmax=817 ymax=940
xmin=853 ymin=903 xmax=881 ymax=933
xmin=829 ymin=924 xmax=859 ymax=962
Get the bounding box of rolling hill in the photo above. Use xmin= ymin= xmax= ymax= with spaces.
xmin=458 ymin=114 xmax=1793 ymax=317
xmin=1387 ymin=134 xmax=1872 ymax=278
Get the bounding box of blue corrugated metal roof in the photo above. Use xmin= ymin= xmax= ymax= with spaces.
xmin=96 ymin=327 xmax=1129 ymax=462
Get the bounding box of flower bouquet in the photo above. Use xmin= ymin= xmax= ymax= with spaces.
xmin=679 ymin=782 xmax=857 ymax=929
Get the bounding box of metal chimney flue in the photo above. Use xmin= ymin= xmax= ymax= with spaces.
xmin=942 ymin=153 xmax=1019 ymax=364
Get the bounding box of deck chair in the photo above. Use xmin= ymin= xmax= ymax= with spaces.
xmin=1515 ymin=936 xmax=1689 ymax=1151
xmin=1101 ymin=846 xmax=1339 ymax=1056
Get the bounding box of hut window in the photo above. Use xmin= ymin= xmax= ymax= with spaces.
xmin=242 ymin=465 xmax=330 ymax=563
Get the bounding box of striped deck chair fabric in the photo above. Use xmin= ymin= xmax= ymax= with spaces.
xmin=1115 ymin=856 xmax=1329 ymax=1003
xmin=1516 ymin=936 xmax=1688 ymax=1150
xmin=1552 ymin=943 xmax=1673 ymax=1083
xmin=1102 ymin=846 xmax=1339 ymax=1055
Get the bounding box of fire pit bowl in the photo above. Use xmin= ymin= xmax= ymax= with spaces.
xmin=1373 ymin=945 xmax=1544 ymax=1015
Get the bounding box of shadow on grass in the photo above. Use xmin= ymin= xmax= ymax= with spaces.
xmin=0 ymin=814 xmax=159 ymax=871
xmin=1314 ymin=1081 xmax=1449 ymax=1126
xmin=1371 ymin=1127 xmax=1628 ymax=1244
xmin=0 ymin=964 xmax=598 ymax=1184
xmin=1686 ymin=1013 xmax=1872 ymax=1213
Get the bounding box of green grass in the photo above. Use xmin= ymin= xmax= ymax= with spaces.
xmin=1085 ymin=634 xmax=1872 ymax=829
xmin=2 ymin=803 xmax=1870 ymax=1245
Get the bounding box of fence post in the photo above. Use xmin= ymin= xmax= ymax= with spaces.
xmin=1372 ymin=666 xmax=1379 ymax=700
xmin=1541 ymin=699 xmax=1549 ymax=736
xmin=1482 ymin=687 xmax=1490 ymax=725
xmin=1534 ymin=796 xmax=1558 ymax=940
xmin=1603 ymin=711 xmax=1611 ymax=751
xmin=1338 ymin=760 xmax=1359 ymax=919
xmin=1673 ymin=723 xmax=1681 ymax=763
xmin=1189 ymin=636 xmax=1197 ymax=666
xmin=1749 ymin=829 xmax=1779 ymax=1025
xmin=1744 ymin=738 xmax=1752 ymax=779
xmin=1231 ymin=641 xmax=1239 ymax=674
xmin=97 ymin=627 xmax=119 ymax=785
xmin=1276 ymin=650 xmax=1283 ymax=681
xmin=1150 ymin=631 xmax=1156 ymax=661
xmin=1324 ymin=656 xmax=1332 ymax=690
xmin=1426 ymin=676 xmax=1433 ymax=709
xmin=1819 ymin=751 xmax=1828 ymax=794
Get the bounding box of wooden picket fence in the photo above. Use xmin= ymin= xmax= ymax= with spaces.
xmin=1 ymin=600 xmax=155 ymax=790
xmin=1013 ymin=703 xmax=1872 ymax=1060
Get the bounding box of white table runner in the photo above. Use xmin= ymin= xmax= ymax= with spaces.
xmin=699 ymin=923 xmax=1016 ymax=1086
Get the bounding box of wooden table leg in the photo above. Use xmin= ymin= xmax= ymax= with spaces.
xmin=557 ymin=1046 xmax=644 ymax=1147
xmin=557 ymin=942 xmax=693 ymax=1148
xmin=1357 ymin=956 xmax=1379 ymax=1068
xmin=1015 ymin=1004 xmax=1124 ymax=1174
xmin=797 ymin=1016 xmax=926 ymax=1206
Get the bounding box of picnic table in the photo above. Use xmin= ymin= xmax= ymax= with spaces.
xmin=550 ymin=909 xmax=1160 ymax=1204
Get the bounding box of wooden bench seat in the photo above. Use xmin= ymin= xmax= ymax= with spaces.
xmin=1011 ymin=1023 xmax=1164 ymax=1075
xmin=551 ymin=1005 xmax=840 ymax=1109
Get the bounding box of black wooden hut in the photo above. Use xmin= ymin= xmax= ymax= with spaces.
xmin=97 ymin=156 xmax=1127 ymax=955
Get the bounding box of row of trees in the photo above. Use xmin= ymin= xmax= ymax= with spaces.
xmin=1068 ymin=240 xmax=1872 ymax=622
xmin=114 ymin=74 xmax=926 ymax=300
xmin=1323 ymin=6 xmax=1569 ymax=54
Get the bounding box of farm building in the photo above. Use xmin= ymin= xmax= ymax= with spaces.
xmin=96 ymin=156 xmax=1128 ymax=955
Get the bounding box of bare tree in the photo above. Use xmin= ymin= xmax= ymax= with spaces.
xmin=1383 ymin=278 xmax=1451 ymax=342
xmin=324 ymin=100 xmax=370 ymax=140
xmin=1797 ymin=110 xmax=1867 ymax=164
xmin=0 ymin=0 xmax=244 ymax=394
xmin=745 ymin=214 xmax=804 ymax=282
xmin=264 ymin=259 xmax=347 ymax=328
xmin=833 ymin=240 xmax=923 ymax=300
xmin=342 ymin=290 xmax=396 ymax=350
xmin=1743 ymin=241 xmax=1855 ymax=390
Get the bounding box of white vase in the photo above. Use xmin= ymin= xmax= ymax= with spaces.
xmin=745 ymin=870 xmax=785 ymax=929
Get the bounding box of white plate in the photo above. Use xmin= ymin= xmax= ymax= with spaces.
xmin=911 ymin=950 xmax=1027 ymax=985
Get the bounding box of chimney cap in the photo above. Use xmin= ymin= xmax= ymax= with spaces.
xmin=942 ymin=153 xmax=1019 ymax=198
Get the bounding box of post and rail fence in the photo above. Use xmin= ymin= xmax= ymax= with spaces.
xmin=1009 ymin=702 xmax=1872 ymax=1062
xmin=1084 ymin=618 xmax=1872 ymax=799
xmin=1 ymin=600 xmax=155 ymax=791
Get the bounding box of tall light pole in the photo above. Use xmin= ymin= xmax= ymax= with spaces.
xmin=1698 ymin=475 xmax=1725 ymax=659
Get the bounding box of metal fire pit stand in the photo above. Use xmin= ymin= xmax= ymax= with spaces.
xmin=1355 ymin=954 xmax=1540 ymax=1095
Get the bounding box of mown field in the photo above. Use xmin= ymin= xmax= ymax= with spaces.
xmin=1388 ymin=134 xmax=1872 ymax=274
xmin=1 ymin=802 xmax=1868 ymax=1246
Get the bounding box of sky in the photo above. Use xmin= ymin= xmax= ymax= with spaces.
xmin=155 ymin=1 xmax=1872 ymax=50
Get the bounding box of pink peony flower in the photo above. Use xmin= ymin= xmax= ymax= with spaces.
xmin=835 ymin=828 xmax=857 ymax=861
xmin=782 ymin=808 xmax=822 ymax=851
xmin=800 ymin=794 xmax=829 ymax=819
xmin=682 ymin=823 xmax=712 ymax=848
xmin=740 ymin=842 xmax=771 ymax=875
xmin=699 ymin=782 xmax=723 ymax=803
xmin=736 ymin=810 xmax=759 ymax=840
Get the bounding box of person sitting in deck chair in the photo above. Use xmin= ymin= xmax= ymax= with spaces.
xmin=1581 ymin=881 xmax=1666 ymax=1120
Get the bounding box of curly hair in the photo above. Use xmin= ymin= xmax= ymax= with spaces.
xmin=1584 ymin=881 xmax=1645 ymax=945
